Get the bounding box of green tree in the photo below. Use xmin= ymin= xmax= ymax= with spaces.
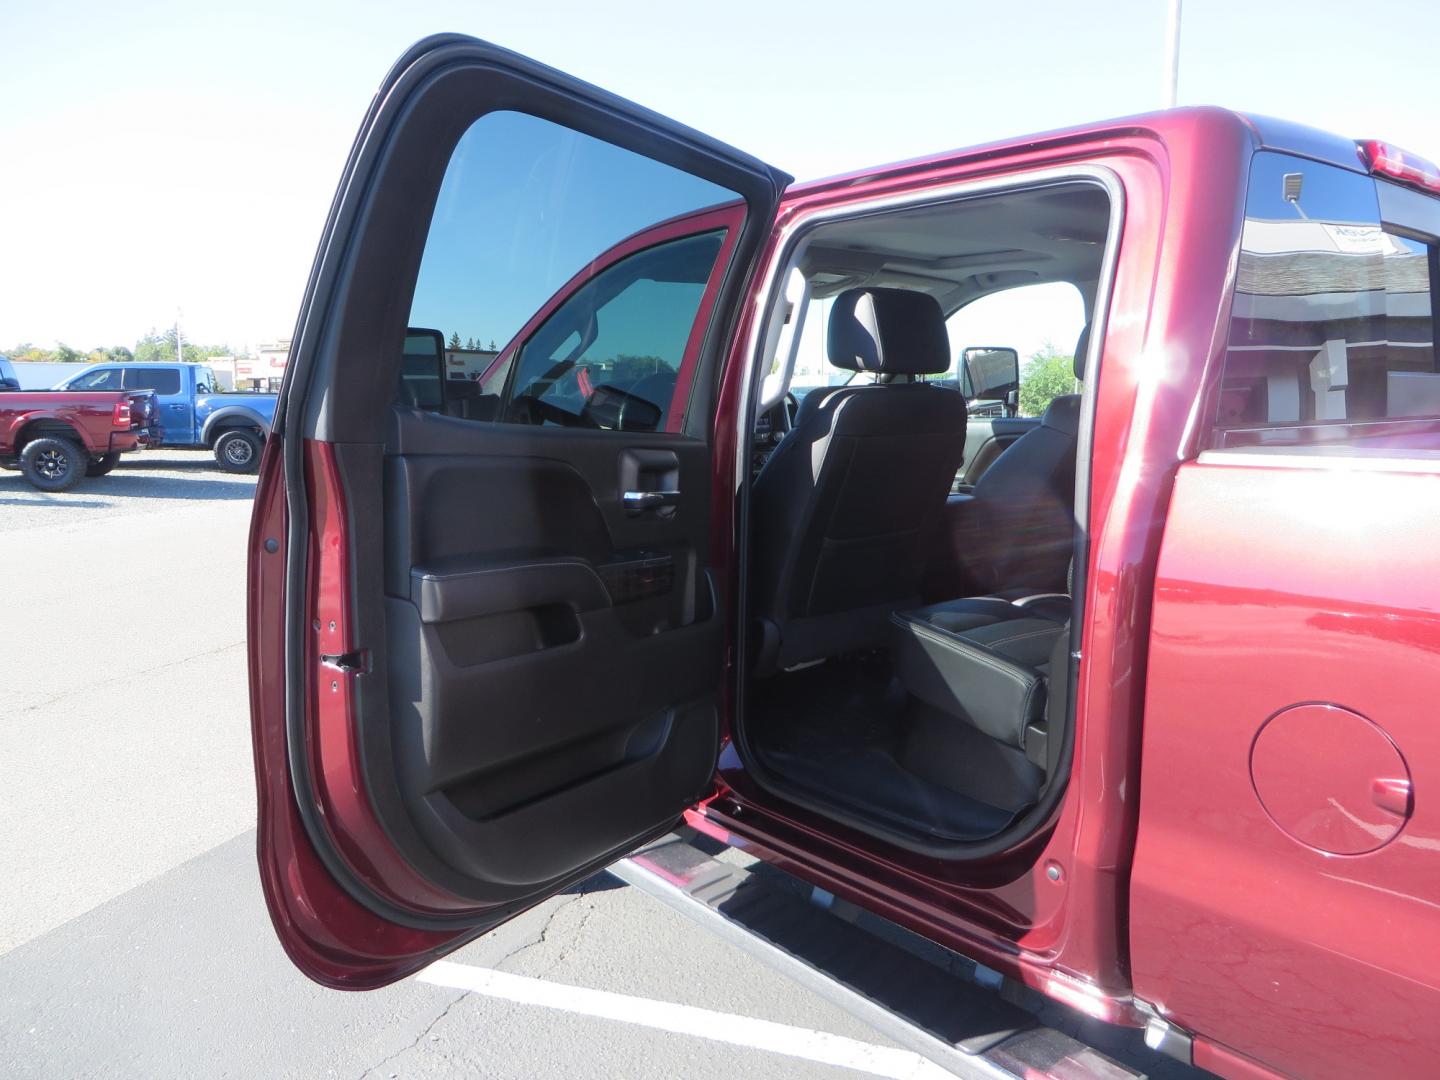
xmin=134 ymin=327 xmax=179 ymax=364
xmin=464 ymin=337 xmax=476 ymax=350
xmin=55 ymin=342 xmax=83 ymax=363
xmin=4 ymin=343 xmax=53 ymax=362
xmin=134 ymin=327 xmax=233 ymax=365
xmin=448 ymin=331 xmax=461 ymax=349
xmin=488 ymin=339 xmax=497 ymax=351
xmin=1017 ymin=344 xmax=1079 ymax=418
xmin=107 ymin=345 xmax=134 ymax=363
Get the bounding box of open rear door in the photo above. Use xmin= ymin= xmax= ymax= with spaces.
xmin=248 ymin=34 xmax=788 ymax=988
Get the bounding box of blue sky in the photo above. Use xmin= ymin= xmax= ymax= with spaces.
xmin=2 ymin=0 xmax=1437 ymax=352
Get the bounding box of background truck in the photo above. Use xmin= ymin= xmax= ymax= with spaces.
xmin=0 ymin=387 xmax=156 ymax=490
xmin=53 ymin=361 xmax=275 ymax=473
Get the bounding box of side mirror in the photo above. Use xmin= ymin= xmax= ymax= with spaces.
xmin=401 ymin=327 xmax=448 ymax=410
xmin=0 ymin=377 xmax=19 ymax=392
xmin=961 ymin=347 xmax=1020 ymax=415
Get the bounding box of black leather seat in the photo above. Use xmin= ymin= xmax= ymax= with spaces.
xmin=961 ymin=327 xmax=1089 ymax=595
xmin=750 ymin=287 xmax=967 ymax=672
xmin=890 ymin=594 xmax=1068 ymax=763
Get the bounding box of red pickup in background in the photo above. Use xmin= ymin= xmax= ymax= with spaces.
xmin=0 ymin=388 xmax=159 ymax=490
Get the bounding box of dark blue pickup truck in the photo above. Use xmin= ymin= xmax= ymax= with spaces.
xmin=54 ymin=361 xmax=275 ymax=472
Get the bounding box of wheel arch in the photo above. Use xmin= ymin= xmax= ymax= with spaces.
xmin=15 ymin=417 xmax=87 ymax=453
xmin=202 ymin=407 xmax=270 ymax=447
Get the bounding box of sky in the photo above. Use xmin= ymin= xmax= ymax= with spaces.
xmin=2 ymin=0 xmax=1437 ymax=355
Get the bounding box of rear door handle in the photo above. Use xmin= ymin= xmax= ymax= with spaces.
xmin=623 ymin=490 xmax=680 ymax=514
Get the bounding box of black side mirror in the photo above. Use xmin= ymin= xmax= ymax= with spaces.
xmin=401 ymin=328 xmax=448 ymax=411
xmin=961 ymin=347 xmax=1020 ymax=416
xmin=0 ymin=377 xmax=19 ymax=392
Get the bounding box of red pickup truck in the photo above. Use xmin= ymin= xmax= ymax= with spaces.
xmin=0 ymin=387 xmax=157 ymax=490
xmin=247 ymin=37 xmax=1440 ymax=1080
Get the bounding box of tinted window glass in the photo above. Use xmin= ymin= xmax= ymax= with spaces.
xmin=124 ymin=367 xmax=182 ymax=395
xmin=1216 ymin=152 xmax=1437 ymax=447
xmin=506 ymin=232 xmax=723 ymax=431
xmin=408 ymin=110 xmax=738 ymax=432
xmin=68 ymin=367 xmax=123 ymax=391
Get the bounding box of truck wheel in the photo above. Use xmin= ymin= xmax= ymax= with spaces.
xmin=85 ymin=452 xmax=122 ymax=477
xmin=20 ymin=436 xmax=87 ymax=492
xmin=214 ymin=429 xmax=262 ymax=474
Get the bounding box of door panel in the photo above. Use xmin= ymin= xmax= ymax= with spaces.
xmin=249 ymin=34 xmax=787 ymax=987
xmin=1131 ymin=455 xmax=1440 ymax=1080
xmin=380 ymin=411 xmax=723 ymax=888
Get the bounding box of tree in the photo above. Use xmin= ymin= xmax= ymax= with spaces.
xmin=1017 ymin=344 xmax=1079 ymax=418
xmin=107 ymin=346 xmax=134 ymax=363
xmin=448 ymin=331 xmax=461 ymax=349
xmin=134 ymin=327 xmax=234 ymax=365
xmin=489 ymin=339 xmax=497 ymax=351
xmin=55 ymin=343 xmax=82 ymax=364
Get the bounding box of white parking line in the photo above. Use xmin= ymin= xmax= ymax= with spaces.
xmin=418 ymin=961 xmax=954 ymax=1079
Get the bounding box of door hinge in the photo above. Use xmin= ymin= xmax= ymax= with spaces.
xmin=320 ymin=649 xmax=370 ymax=674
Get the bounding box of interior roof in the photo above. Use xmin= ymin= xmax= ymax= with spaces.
xmin=797 ymin=183 xmax=1110 ymax=314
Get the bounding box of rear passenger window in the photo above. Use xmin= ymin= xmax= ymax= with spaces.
xmin=123 ymin=367 xmax=182 ymax=395
xmin=1214 ymin=152 xmax=1438 ymax=448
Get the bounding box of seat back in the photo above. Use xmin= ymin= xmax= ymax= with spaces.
xmin=965 ymin=327 xmax=1088 ymax=593
xmin=750 ymin=288 xmax=967 ymax=669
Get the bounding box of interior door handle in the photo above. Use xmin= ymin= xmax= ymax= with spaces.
xmin=623 ymin=490 xmax=680 ymax=513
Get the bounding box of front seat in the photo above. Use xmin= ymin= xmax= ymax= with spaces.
xmin=962 ymin=326 xmax=1089 ymax=595
xmin=750 ymin=287 xmax=967 ymax=672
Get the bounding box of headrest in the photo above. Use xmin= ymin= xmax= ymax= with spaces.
xmin=827 ymin=288 xmax=950 ymax=375
xmin=1041 ymin=392 xmax=1081 ymax=436
xmin=1073 ymin=326 xmax=1090 ymax=381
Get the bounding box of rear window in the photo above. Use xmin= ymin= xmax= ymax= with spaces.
xmin=123 ymin=367 xmax=182 ymax=395
xmin=1214 ymin=152 xmax=1438 ymax=448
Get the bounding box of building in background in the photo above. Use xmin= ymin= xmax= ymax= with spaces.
xmin=445 ymin=346 xmax=499 ymax=381
xmin=235 ymin=340 xmax=290 ymax=392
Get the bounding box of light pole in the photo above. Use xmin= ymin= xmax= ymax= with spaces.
xmin=1162 ymin=0 xmax=1183 ymax=109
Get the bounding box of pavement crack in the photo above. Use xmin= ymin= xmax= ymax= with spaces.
xmin=360 ymin=988 xmax=467 ymax=1080
xmin=536 ymin=894 xmax=598 ymax=979
xmin=14 ymin=638 xmax=245 ymax=713
xmin=493 ymin=891 xmax=586 ymax=971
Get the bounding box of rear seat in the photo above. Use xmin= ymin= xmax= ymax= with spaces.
xmin=890 ymin=593 xmax=1069 ymax=767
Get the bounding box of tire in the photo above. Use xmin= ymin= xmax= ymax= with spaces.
xmin=85 ymin=451 xmax=121 ymax=477
xmin=213 ymin=428 xmax=263 ymax=474
xmin=20 ymin=436 xmax=88 ymax=492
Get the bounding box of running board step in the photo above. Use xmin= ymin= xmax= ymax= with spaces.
xmin=609 ymin=829 xmax=1147 ymax=1080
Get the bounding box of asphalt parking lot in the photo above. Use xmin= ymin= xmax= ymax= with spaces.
xmin=0 ymin=449 xmax=965 ymax=1080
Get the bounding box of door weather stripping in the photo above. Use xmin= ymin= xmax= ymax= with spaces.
xmin=610 ymin=829 xmax=1149 ymax=1080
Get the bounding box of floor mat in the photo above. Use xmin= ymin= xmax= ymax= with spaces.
xmin=748 ymin=658 xmax=1018 ymax=843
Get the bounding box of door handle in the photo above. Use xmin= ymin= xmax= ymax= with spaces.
xmin=623 ymin=490 xmax=680 ymax=514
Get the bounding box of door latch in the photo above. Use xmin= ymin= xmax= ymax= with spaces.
xmin=320 ymin=649 xmax=370 ymax=674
